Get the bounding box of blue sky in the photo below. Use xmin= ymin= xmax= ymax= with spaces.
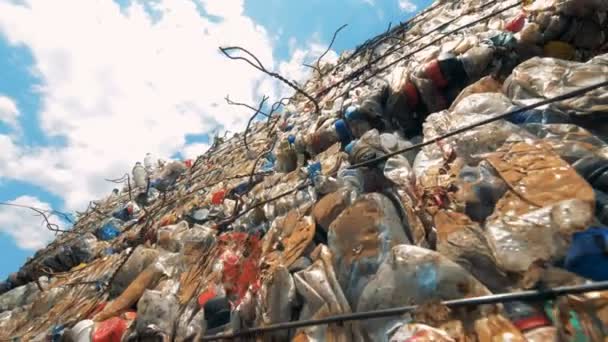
xmin=0 ymin=0 xmax=430 ymax=279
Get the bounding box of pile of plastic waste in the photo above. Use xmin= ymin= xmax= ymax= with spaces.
xmin=3 ymin=0 xmax=608 ymax=340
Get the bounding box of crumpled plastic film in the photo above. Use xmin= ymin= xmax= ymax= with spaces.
xmin=356 ymin=245 xmax=492 ymax=340
xmin=504 ymin=54 xmax=608 ymax=114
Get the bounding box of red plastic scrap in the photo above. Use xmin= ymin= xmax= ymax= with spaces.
xmin=198 ymin=286 xmax=218 ymax=308
xmin=424 ymin=60 xmax=449 ymax=88
xmin=211 ymin=189 xmax=227 ymax=205
xmin=217 ymin=232 xmax=262 ymax=305
xmin=93 ymin=317 xmax=128 ymax=342
xmin=505 ymin=12 xmax=526 ymax=33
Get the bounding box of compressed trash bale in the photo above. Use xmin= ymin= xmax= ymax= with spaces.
xmin=434 ymin=210 xmax=510 ymax=292
xmin=488 ymin=205 xmax=593 ymax=270
xmin=485 ymin=141 xmax=595 ymax=215
xmin=293 ymin=245 xmax=363 ymax=342
xmin=261 ymin=211 xmax=316 ymax=270
xmin=312 ymin=189 xmax=351 ymax=232
xmin=449 ymin=76 xmax=502 ymax=110
xmin=484 ymin=143 xmax=595 ymax=272
xmin=356 ymin=245 xmax=492 ymax=341
xmin=455 ymin=161 xmax=507 ymax=222
xmin=422 ymin=93 xmax=528 ymax=164
xmin=504 ymin=54 xmax=608 ymax=115
xmin=328 ymin=193 xmax=410 ymax=307
xmin=522 ymin=124 xmax=608 ymax=163
xmin=255 ymin=266 xmax=296 ymax=341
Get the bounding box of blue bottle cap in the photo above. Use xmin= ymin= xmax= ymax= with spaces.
xmin=334 ymin=119 xmax=353 ymax=145
xmin=287 ymin=135 xmax=296 ymax=145
xmin=345 ymin=105 xmax=362 ymax=121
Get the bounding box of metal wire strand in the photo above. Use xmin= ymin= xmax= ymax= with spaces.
xmin=219 ymin=46 xmax=321 ymax=115
xmin=105 ymin=173 xmax=133 ymax=201
xmin=225 ymin=95 xmax=271 ymax=118
xmin=0 ymin=202 xmax=69 ymax=234
xmin=304 ymin=24 xmax=348 ymax=76
xmin=201 ymin=281 xmax=608 ymax=340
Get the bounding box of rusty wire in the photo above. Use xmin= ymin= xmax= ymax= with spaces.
xmin=303 ymin=24 xmax=348 ymax=76
xmin=219 ymin=46 xmax=321 ymax=115
xmin=0 ymin=202 xmax=69 ymax=234
xmin=225 ymin=95 xmax=271 ymax=118
xmin=105 ymin=173 xmax=133 ymax=201
xmin=242 ymin=95 xmax=269 ymax=152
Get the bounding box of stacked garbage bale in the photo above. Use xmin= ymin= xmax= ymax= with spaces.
xmin=2 ymin=0 xmax=608 ymax=340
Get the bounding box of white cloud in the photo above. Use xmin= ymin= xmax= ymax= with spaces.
xmin=0 ymin=95 xmax=19 ymax=129
xmin=0 ymin=0 xmax=279 ymax=210
xmin=182 ymin=142 xmax=210 ymax=160
xmin=0 ymin=196 xmax=60 ymax=250
xmin=398 ymin=0 xmax=417 ymax=12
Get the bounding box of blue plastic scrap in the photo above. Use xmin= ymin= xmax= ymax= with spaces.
xmin=96 ymin=222 xmax=121 ymax=241
xmin=565 ymin=227 xmax=608 ymax=281
xmin=307 ymin=161 xmax=322 ymax=182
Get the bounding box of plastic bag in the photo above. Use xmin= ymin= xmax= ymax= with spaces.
xmin=135 ymin=290 xmax=179 ymax=337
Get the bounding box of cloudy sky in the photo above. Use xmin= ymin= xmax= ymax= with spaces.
xmin=0 ymin=0 xmax=431 ymax=278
